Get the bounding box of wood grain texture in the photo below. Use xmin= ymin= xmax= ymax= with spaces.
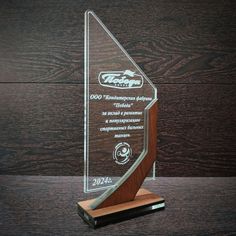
xmin=0 ymin=84 xmax=83 ymax=175
xmin=0 ymin=0 xmax=235 ymax=176
xmin=0 ymin=0 xmax=235 ymax=83
xmin=0 ymin=176 xmax=236 ymax=235
xmin=78 ymin=188 xmax=163 ymax=218
xmin=0 ymin=84 xmax=235 ymax=176
xmin=93 ymin=101 xmax=157 ymax=209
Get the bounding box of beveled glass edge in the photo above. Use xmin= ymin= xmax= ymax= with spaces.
xmin=84 ymin=10 xmax=157 ymax=193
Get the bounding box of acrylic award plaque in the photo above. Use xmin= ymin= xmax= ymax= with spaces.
xmin=77 ymin=11 xmax=165 ymax=228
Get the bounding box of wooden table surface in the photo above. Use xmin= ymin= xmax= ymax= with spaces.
xmin=0 ymin=176 xmax=235 ymax=235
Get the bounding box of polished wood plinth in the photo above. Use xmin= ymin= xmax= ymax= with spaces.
xmin=1 ymin=176 xmax=235 ymax=235
xmin=77 ymin=188 xmax=165 ymax=228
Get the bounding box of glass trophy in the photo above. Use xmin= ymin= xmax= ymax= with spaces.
xmin=77 ymin=11 xmax=165 ymax=228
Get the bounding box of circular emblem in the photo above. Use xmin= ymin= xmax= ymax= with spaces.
xmin=113 ymin=142 xmax=132 ymax=165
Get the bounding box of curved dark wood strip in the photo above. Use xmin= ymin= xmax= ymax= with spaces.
xmin=0 ymin=83 xmax=235 ymax=176
xmin=92 ymin=101 xmax=157 ymax=209
xmin=0 ymin=1 xmax=235 ymax=178
xmin=0 ymin=176 xmax=236 ymax=235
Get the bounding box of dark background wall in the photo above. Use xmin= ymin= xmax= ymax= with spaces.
xmin=0 ymin=0 xmax=235 ymax=176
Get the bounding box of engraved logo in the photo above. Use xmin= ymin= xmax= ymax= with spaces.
xmin=98 ymin=70 xmax=143 ymax=89
xmin=113 ymin=142 xmax=132 ymax=165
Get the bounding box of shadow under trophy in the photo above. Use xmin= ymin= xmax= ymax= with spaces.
xmin=77 ymin=11 xmax=165 ymax=228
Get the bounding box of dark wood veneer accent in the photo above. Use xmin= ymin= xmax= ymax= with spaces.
xmin=1 ymin=176 xmax=235 ymax=235
xmin=0 ymin=0 xmax=235 ymax=176
xmin=93 ymin=101 xmax=158 ymax=209
xmin=78 ymin=188 xmax=164 ymax=228
xmin=0 ymin=84 xmax=235 ymax=176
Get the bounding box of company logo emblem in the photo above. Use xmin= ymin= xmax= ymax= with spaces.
xmin=113 ymin=142 xmax=132 ymax=165
xmin=98 ymin=70 xmax=143 ymax=89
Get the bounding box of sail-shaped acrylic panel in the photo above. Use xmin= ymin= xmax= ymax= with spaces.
xmin=84 ymin=11 xmax=157 ymax=193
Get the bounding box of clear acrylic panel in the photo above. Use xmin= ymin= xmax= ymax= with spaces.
xmin=84 ymin=11 xmax=157 ymax=192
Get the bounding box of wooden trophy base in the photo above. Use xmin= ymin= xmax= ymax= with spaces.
xmin=77 ymin=188 xmax=165 ymax=228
